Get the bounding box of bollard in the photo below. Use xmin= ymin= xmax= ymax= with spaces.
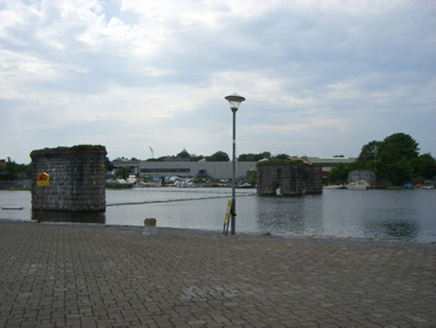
xmin=143 ymin=218 xmax=157 ymax=236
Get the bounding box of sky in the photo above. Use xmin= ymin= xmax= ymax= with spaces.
xmin=1 ymin=0 xmax=435 ymax=164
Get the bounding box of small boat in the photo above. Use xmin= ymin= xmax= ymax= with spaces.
xmin=403 ymin=183 xmax=414 ymax=189
xmin=324 ymin=185 xmax=345 ymax=189
xmin=2 ymin=206 xmax=24 ymax=210
xmin=423 ymin=180 xmax=434 ymax=189
xmin=346 ymin=180 xmax=370 ymax=190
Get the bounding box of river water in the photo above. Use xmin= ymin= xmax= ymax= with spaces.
xmin=1 ymin=188 xmax=435 ymax=242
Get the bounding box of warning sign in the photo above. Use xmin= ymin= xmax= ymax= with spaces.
xmin=222 ymin=200 xmax=232 ymax=235
xmin=37 ymin=172 xmax=50 ymax=187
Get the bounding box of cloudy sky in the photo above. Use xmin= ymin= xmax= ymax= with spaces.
xmin=1 ymin=0 xmax=435 ymax=164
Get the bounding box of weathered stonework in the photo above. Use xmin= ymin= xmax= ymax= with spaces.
xmin=348 ymin=170 xmax=376 ymax=186
xmin=256 ymin=161 xmax=323 ymax=196
xmin=30 ymin=145 xmax=107 ymax=212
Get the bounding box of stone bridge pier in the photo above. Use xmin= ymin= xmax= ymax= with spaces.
xmin=30 ymin=145 xmax=107 ymax=223
xmin=256 ymin=160 xmax=323 ymax=196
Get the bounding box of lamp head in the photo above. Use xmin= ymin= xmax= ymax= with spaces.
xmin=225 ymin=93 xmax=245 ymax=111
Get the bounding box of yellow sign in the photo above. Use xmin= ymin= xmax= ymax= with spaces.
xmin=224 ymin=200 xmax=232 ymax=226
xmin=223 ymin=200 xmax=232 ymax=235
xmin=37 ymin=172 xmax=50 ymax=187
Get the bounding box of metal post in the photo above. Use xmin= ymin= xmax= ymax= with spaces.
xmin=231 ymin=108 xmax=237 ymax=235
xmin=37 ymin=186 xmax=45 ymax=223
xmin=225 ymin=93 xmax=245 ymax=236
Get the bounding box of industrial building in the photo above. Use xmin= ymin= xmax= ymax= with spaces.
xmin=111 ymin=157 xmax=356 ymax=181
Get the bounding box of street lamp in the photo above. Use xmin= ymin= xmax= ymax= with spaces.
xmin=225 ymin=93 xmax=245 ymax=235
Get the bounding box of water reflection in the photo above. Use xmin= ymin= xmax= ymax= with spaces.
xmin=363 ymin=220 xmax=419 ymax=239
xmin=31 ymin=210 xmax=105 ymax=224
xmin=1 ymin=189 xmax=436 ymax=242
xmin=256 ymin=195 xmax=324 ymax=235
xmin=380 ymin=222 xmax=419 ymax=239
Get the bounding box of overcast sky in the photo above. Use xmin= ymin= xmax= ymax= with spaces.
xmin=1 ymin=0 xmax=435 ymax=164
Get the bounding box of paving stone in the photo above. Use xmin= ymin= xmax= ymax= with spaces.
xmin=0 ymin=220 xmax=435 ymax=327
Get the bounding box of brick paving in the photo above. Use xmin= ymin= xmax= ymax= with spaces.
xmin=0 ymin=219 xmax=435 ymax=327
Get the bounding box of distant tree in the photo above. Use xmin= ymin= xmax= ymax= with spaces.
xmin=190 ymin=154 xmax=205 ymax=162
xmin=379 ymin=133 xmax=419 ymax=162
xmin=327 ymin=162 xmax=350 ymax=184
xmin=206 ymin=151 xmax=230 ymax=162
xmin=147 ymin=156 xmax=166 ymax=162
xmin=389 ymin=158 xmax=415 ymax=185
xmin=272 ymin=154 xmax=290 ymax=161
xmin=415 ymin=153 xmax=436 ymax=179
xmin=239 ymin=152 xmax=271 ymax=161
xmin=115 ymin=167 xmax=131 ymax=180
xmin=378 ymin=133 xmax=419 ymax=184
xmin=355 ymin=133 xmax=424 ymax=185
xmin=355 ymin=140 xmax=382 ymax=171
xmin=0 ymin=158 xmax=30 ymax=180
xmin=177 ymin=149 xmax=191 ymax=159
xmin=105 ymin=157 xmax=114 ymax=171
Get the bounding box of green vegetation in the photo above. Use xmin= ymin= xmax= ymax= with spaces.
xmin=0 ymin=158 xmax=31 ymax=180
xmin=145 ymin=150 xmax=292 ymax=162
xmin=238 ymin=152 xmax=271 ymax=161
xmin=105 ymin=157 xmax=114 ymax=171
xmin=328 ymin=133 xmax=436 ymax=185
xmin=69 ymin=145 xmax=106 ymax=152
xmin=206 ymin=151 xmax=230 ymax=162
xmin=257 ymin=158 xmax=305 ymax=166
xmin=115 ymin=166 xmax=132 ymax=179
xmin=147 ymin=150 xmax=231 ymax=162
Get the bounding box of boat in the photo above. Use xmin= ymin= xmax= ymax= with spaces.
xmin=126 ymin=175 xmax=137 ymax=184
xmin=423 ymin=180 xmax=434 ymax=189
xmin=324 ymin=185 xmax=345 ymax=189
xmin=1 ymin=206 xmax=24 ymax=210
xmin=346 ymin=180 xmax=370 ymax=190
xmin=403 ymin=183 xmax=414 ymax=189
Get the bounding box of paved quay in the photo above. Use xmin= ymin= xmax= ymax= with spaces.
xmin=0 ymin=219 xmax=435 ymax=328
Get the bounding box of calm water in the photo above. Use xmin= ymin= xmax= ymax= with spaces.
xmin=1 ymin=188 xmax=435 ymax=241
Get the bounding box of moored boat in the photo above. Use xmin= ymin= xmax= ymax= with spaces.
xmin=346 ymin=180 xmax=370 ymax=190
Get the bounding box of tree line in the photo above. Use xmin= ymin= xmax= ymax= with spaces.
xmin=0 ymin=158 xmax=31 ymax=180
xmin=3 ymin=133 xmax=435 ymax=186
xmin=328 ymin=133 xmax=436 ymax=186
xmin=142 ymin=150 xmax=292 ymax=163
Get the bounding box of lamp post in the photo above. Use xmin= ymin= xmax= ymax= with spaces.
xmin=225 ymin=93 xmax=245 ymax=235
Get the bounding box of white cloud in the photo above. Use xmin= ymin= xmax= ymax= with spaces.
xmin=0 ymin=0 xmax=435 ymax=163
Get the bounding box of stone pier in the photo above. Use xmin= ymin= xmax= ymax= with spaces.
xmin=30 ymin=145 xmax=107 ymax=219
xmin=256 ymin=160 xmax=323 ymax=196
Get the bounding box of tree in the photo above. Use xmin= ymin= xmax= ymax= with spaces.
xmin=379 ymin=133 xmax=419 ymax=163
xmin=206 ymin=151 xmax=230 ymax=162
xmin=415 ymin=153 xmax=436 ymax=179
xmin=239 ymin=152 xmax=271 ymax=161
xmin=190 ymin=155 xmax=205 ymax=162
xmin=355 ymin=133 xmax=425 ymax=185
xmin=272 ymin=154 xmax=290 ymax=161
xmin=390 ymin=158 xmax=414 ymax=185
xmin=327 ymin=163 xmax=350 ymax=184
xmin=0 ymin=158 xmax=31 ymax=180
xmin=105 ymin=157 xmax=114 ymax=171
xmin=115 ymin=167 xmax=131 ymax=179
xmin=357 ymin=141 xmax=380 ymax=165
xmin=177 ymin=149 xmax=191 ymax=159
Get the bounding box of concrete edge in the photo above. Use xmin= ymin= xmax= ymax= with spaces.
xmin=1 ymin=218 xmax=435 ymax=250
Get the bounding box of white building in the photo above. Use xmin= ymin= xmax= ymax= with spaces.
xmin=112 ymin=159 xmax=257 ymax=180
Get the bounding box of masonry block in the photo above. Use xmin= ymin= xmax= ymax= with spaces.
xmin=30 ymin=145 xmax=107 ymax=212
xmin=256 ymin=160 xmax=323 ymax=196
